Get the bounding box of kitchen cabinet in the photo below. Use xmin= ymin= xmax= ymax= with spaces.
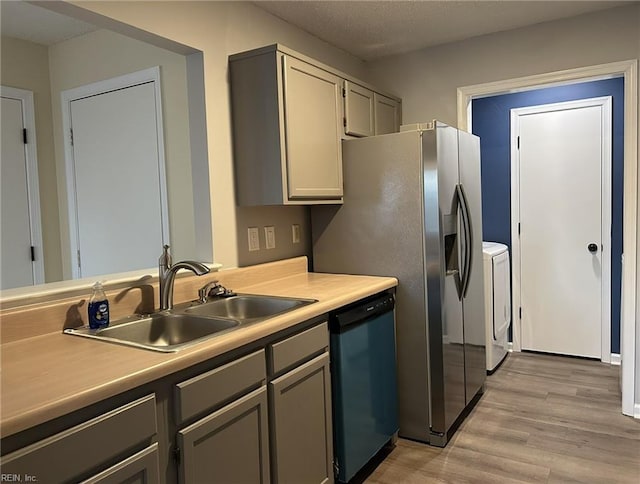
xmin=268 ymin=322 xmax=333 ymax=484
xmin=374 ymin=93 xmax=401 ymax=135
xmin=174 ymin=350 xmax=270 ymax=484
xmin=229 ymin=44 xmax=402 ymax=206
xmin=230 ymin=46 xmax=343 ymax=205
xmin=344 ymin=80 xmax=375 ymax=137
xmin=0 ymin=394 xmax=158 ymax=483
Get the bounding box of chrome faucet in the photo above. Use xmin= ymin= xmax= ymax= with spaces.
xmin=158 ymin=245 xmax=209 ymax=310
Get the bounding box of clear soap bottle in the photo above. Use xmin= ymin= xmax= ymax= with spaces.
xmin=88 ymin=281 xmax=110 ymax=329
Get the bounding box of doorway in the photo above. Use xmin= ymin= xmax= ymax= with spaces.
xmin=457 ymin=59 xmax=638 ymax=417
xmin=61 ymin=67 xmax=169 ymax=279
xmin=512 ymin=97 xmax=612 ymax=359
xmin=0 ymin=86 xmax=44 ymax=289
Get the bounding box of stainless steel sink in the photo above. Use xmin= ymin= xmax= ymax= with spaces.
xmin=64 ymin=312 xmax=240 ymax=352
xmin=182 ymin=294 xmax=316 ymax=322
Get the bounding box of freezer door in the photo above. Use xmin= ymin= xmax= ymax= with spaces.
xmin=458 ymin=130 xmax=487 ymax=404
xmin=424 ymin=123 xmax=466 ymax=438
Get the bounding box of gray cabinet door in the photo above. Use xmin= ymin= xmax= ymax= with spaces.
xmin=269 ymin=352 xmax=333 ymax=484
xmin=374 ymin=93 xmax=401 ymax=135
xmin=177 ymin=386 xmax=270 ymax=484
xmin=282 ymin=55 xmax=343 ymax=200
xmin=81 ymin=443 xmax=160 ymax=484
xmin=344 ymin=81 xmax=374 ymax=137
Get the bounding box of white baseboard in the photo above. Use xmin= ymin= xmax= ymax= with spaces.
xmin=635 ymin=403 xmax=640 ymax=419
xmin=611 ymin=353 xmax=621 ymax=365
xmin=507 ymin=342 xmax=514 ymax=352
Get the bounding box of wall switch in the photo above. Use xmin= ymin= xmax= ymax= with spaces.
xmin=264 ymin=226 xmax=276 ymax=249
xmin=292 ymin=224 xmax=301 ymax=244
xmin=248 ymin=227 xmax=260 ymax=251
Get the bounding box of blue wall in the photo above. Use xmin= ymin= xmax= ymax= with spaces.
xmin=472 ymin=78 xmax=624 ymax=354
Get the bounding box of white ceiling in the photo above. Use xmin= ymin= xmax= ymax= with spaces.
xmin=254 ymin=1 xmax=636 ymax=61
xmin=0 ymin=1 xmax=98 ymax=46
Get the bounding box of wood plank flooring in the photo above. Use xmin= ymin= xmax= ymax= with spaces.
xmin=364 ymin=352 xmax=640 ymax=483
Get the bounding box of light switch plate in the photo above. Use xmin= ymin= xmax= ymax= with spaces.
xmin=292 ymin=224 xmax=301 ymax=244
xmin=248 ymin=227 xmax=260 ymax=251
xmin=264 ymin=226 xmax=276 ymax=249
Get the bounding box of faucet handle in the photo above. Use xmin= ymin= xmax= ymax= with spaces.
xmin=198 ymin=280 xmax=235 ymax=303
xmin=159 ymin=244 xmax=172 ymax=268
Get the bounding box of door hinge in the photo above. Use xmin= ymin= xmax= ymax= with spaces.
xmin=519 ymin=307 xmax=522 ymax=319
xmin=30 ymin=246 xmax=35 ymax=262
xmin=173 ymin=447 xmax=181 ymax=465
xmin=23 ymin=128 xmax=28 ymax=144
xmin=70 ymin=129 xmax=74 ymax=146
xmin=517 ymin=136 xmax=520 ymax=149
xmin=77 ymin=250 xmax=81 ymax=270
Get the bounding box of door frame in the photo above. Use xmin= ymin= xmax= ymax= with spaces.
xmin=0 ymin=86 xmax=45 ymax=285
xmin=457 ymin=59 xmax=638 ymax=417
xmin=60 ymin=67 xmax=169 ymax=279
xmin=510 ymin=96 xmax=612 ymax=361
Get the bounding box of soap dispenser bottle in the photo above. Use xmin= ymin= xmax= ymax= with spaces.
xmin=88 ymin=281 xmax=110 ymax=329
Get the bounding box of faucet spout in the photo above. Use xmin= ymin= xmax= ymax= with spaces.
xmin=158 ymin=246 xmax=210 ymax=310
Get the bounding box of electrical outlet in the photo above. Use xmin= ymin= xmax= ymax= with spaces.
xmin=264 ymin=226 xmax=276 ymax=249
xmin=248 ymin=227 xmax=260 ymax=251
xmin=292 ymin=224 xmax=301 ymax=244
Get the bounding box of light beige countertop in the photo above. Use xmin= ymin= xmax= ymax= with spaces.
xmin=1 ymin=264 xmax=397 ymax=438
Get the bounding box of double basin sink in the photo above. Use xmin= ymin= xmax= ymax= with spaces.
xmin=64 ymin=295 xmax=316 ymax=352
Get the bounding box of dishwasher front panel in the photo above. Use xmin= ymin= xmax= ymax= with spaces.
xmin=330 ymin=300 xmax=398 ymax=483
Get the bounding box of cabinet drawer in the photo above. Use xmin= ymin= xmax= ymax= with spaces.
xmin=269 ymin=322 xmax=328 ymax=376
xmin=81 ymin=443 xmax=160 ymax=484
xmin=1 ymin=394 xmax=157 ymax=483
xmin=174 ymin=349 xmax=266 ymax=424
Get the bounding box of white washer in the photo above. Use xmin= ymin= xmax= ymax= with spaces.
xmin=483 ymin=242 xmax=511 ymax=372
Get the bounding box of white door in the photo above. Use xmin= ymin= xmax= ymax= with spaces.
xmin=513 ymin=97 xmax=611 ymax=359
xmin=64 ymin=70 xmax=168 ymax=279
xmin=1 ymin=91 xmax=44 ymax=289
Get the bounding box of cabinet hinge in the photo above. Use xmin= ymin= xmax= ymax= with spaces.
xmin=70 ymin=129 xmax=74 ymax=146
xmin=23 ymin=128 xmax=28 ymax=144
xmin=77 ymin=250 xmax=81 ymax=270
xmin=342 ymin=87 xmax=346 ymax=98
xmin=517 ymin=136 xmax=520 ymax=149
xmin=173 ymin=447 xmax=181 ymax=465
xmin=343 ymin=117 xmax=347 ymax=128
xmin=518 ymin=223 xmax=521 ymax=235
xmin=519 ymin=307 xmax=522 ymax=319
xmin=30 ymin=246 xmax=35 ymax=262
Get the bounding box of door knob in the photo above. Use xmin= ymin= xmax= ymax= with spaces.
xmin=588 ymin=243 xmax=598 ymax=253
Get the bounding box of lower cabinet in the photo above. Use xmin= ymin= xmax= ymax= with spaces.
xmin=81 ymin=443 xmax=160 ymax=484
xmin=270 ymin=353 xmax=333 ymax=484
xmin=1 ymin=394 xmax=158 ymax=483
xmin=177 ymin=387 xmax=270 ymax=484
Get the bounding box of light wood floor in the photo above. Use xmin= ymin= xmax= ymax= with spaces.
xmin=365 ymin=352 xmax=640 ymax=483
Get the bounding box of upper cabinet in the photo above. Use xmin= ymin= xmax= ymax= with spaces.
xmin=229 ymin=44 xmax=401 ymax=206
xmin=374 ymin=93 xmax=402 ymax=135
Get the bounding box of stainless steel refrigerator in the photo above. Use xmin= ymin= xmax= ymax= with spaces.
xmin=312 ymin=121 xmax=486 ymax=446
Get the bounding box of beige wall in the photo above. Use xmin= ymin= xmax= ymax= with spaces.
xmin=48 ymin=28 xmax=197 ymax=276
xmin=1 ymin=36 xmax=63 ymax=283
xmin=366 ymin=3 xmax=640 ymax=405
xmin=367 ymin=4 xmax=639 ymax=126
xmin=67 ymin=0 xmax=368 ymax=270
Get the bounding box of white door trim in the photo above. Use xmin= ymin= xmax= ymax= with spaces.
xmin=510 ymin=96 xmax=613 ymax=362
xmin=61 ymin=66 xmax=169 ymax=279
xmin=0 ymin=86 xmax=45 ymax=285
xmin=456 ymin=59 xmax=638 ymax=417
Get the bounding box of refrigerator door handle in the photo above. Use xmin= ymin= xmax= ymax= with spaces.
xmin=457 ymin=184 xmax=473 ymax=297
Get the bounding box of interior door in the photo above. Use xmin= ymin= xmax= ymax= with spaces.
xmin=69 ymin=81 xmax=165 ymax=278
xmin=1 ymin=96 xmax=35 ymax=289
xmin=516 ymin=100 xmax=607 ymax=358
